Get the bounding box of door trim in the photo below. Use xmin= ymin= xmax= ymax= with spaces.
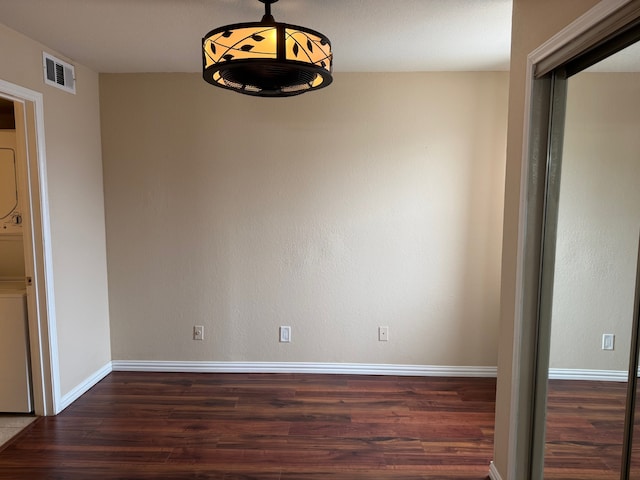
xmin=0 ymin=79 xmax=59 ymax=416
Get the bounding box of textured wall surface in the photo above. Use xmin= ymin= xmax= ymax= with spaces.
xmin=100 ymin=71 xmax=508 ymax=367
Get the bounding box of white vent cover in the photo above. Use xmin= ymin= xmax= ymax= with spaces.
xmin=42 ymin=52 xmax=76 ymax=94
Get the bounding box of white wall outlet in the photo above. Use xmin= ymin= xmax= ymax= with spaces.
xmin=279 ymin=326 xmax=291 ymax=343
xmin=378 ymin=326 xmax=389 ymax=342
xmin=602 ymin=333 xmax=614 ymax=350
xmin=193 ymin=325 xmax=204 ymax=341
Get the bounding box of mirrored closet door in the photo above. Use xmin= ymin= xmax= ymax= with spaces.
xmin=533 ymin=35 xmax=640 ymax=480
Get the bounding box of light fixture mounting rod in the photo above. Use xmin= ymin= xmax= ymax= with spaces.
xmin=259 ymin=0 xmax=278 ymax=22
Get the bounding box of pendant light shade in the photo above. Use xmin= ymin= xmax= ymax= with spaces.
xmin=202 ymin=0 xmax=333 ymax=97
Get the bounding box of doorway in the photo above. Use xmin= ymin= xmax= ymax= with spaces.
xmin=0 ymin=79 xmax=59 ymax=417
xmin=0 ymin=99 xmax=32 ymax=413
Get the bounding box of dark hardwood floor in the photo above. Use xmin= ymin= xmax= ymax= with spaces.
xmin=544 ymin=379 xmax=629 ymax=480
xmin=0 ymin=372 xmax=496 ymax=479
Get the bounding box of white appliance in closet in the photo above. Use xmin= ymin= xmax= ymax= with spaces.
xmin=0 ymin=283 xmax=31 ymax=412
xmin=0 ymin=129 xmax=32 ymax=412
xmin=0 ymin=130 xmax=23 ymax=232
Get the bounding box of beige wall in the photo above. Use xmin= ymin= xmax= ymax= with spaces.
xmin=100 ymin=71 xmax=508 ymax=366
xmin=550 ymin=72 xmax=640 ymax=371
xmin=494 ymin=0 xmax=601 ymax=477
xmin=0 ymin=24 xmax=111 ymax=396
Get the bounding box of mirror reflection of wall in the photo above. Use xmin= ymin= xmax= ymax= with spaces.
xmin=544 ymin=43 xmax=640 ymax=479
xmin=550 ymin=72 xmax=640 ymax=375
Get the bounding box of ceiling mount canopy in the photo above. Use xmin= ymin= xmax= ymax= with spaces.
xmin=202 ymin=0 xmax=333 ymax=97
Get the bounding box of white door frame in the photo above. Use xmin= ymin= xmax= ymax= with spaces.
xmin=0 ymin=78 xmax=59 ymax=416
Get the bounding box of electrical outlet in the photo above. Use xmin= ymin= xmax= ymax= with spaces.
xmin=279 ymin=326 xmax=291 ymax=343
xmin=602 ymin=333 xmax=614 ymax=350
xmin=193 ymin=325 xmax=204 ymax=341
xmin=378 ymin=326 xmax=389 ymax=342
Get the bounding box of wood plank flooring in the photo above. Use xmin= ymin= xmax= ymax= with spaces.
xmin=0 ymin=372 xmax=496 ymax=479
xmin=544 ymin=379 xmax=629 ymax=480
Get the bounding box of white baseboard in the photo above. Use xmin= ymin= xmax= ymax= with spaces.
xmin=111 ymin=361 xmax=497 ymax=377
xmin=57 ymin=361 xmax=112 ymax=414
xmin=548 ymin=368 xmax=627 ymax=382
xmin=489 ymin=461 xmax=503 ymax=480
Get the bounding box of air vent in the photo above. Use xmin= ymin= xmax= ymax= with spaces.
xmin=42 ymin=52 xmax=76 ymax=94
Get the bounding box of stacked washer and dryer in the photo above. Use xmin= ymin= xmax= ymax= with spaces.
xmin=0 ymin=127 xmax=33 ymax=413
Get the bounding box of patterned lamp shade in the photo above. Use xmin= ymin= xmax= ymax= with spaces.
xmin=202 ymin=0 xmax=332 ymax=97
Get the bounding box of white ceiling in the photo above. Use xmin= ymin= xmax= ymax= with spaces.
xmin=0 ymin=0 xmax=514 ymax=73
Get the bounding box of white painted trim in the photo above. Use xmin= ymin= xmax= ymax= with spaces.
xmin=58 ymin=362 xmax=112 ymax=412
xmin=31 ymin=84 xmax=60 ymax=415
xmin=112 ymin=361 xmax=497 ymax=377
xmin=0 ymin=78 xmax=59 ymax=416
xmin=548 ymin=368 xmax=627 ymax=382
xmin=489 ymin=461 xmax=504 ymax=480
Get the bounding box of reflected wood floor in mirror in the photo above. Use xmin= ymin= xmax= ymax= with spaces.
xmin=0 ymin=372 xmax=496 ymax=479
xmin=545 ymin=379 xmax=629 ymax=480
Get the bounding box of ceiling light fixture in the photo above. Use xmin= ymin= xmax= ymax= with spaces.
xmin=202 ymin=0 xmax=333 ymax=97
